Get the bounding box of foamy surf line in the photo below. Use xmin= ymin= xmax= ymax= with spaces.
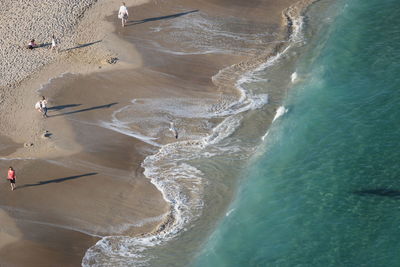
xmin=82 ymin=2 xmax=312 ymax=266
xmin=0 ymin=157 xmax=35 ymax=161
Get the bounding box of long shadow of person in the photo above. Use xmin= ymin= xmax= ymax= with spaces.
xmin=17 ymin=172 xmax=97 ymax=189
xmin=126 ymin=10 xmax=199 ymax=26
xmin=48 ymin=104 xmax=82 ymax=111
xmin=60 ymin=40 xmax=102 ymax=52
xmin=49 ymin=102 xmax=118 ymax=117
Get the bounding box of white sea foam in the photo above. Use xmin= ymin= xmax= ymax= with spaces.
xmin=82 ymin=57 xmax=280 ymax=265
xmin=147 ymin=12 xmax=275 ymax=56
xmin=226 ymin=208 xmax=235 ymax=217
xmin=96 ymin=99 xmax=162 ymax=147
xmin=0 ymin=157 xmax=35 ymax=161
xmin=273 ymin=106 xmax=288 ymax=122
xmin=83 ymin=5 xmax=307 ymax=266
xmin=262 ymin=106 xmax=288 ymax=141
xmin=290 ymin=15 xmax=305 ymax=44
xmin=261 ymin=130 xmax=270 ymax=141
xmin=83 ymin=115 xmax=244 ymax=266
xmin=291 ymin=71 xmax=298 ymax=83
xmin=147 ymin=39 xmax=226 ymax=55
xmin=99 ymin=121 xmax=161 ymax=147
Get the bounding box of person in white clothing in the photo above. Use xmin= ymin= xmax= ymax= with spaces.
xmin=35 ymin=100 xmax=42 ymax=112
xmin=40 ymin=96 xmax=48 ymax=118
xmin=35 ymin=96 xmax=48 ymax=118
xmin=118 ymin=2 xmax=129 ymax=27
xmin=51 ymin=34 xmax=57 ymax=51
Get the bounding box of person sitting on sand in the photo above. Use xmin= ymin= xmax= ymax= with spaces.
xmin=118 ymin=2 xmax=129 ymax=27
xmin=27 ymin=39 xmax=37 ymax=49
xmin=7 ymin=166 xmax=16 ymax=191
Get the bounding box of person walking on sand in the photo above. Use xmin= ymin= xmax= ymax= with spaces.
xmin=7 ymin=167 xmax=16 ymax=191
xmin=118 ymin=2 xmax=129 ymax=27
xmin=40 ymin=96 xmax=48 ymax=118
xmin=35 ymin=96 xmax=48 ymax=118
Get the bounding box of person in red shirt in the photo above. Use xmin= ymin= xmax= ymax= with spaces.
xmin=7 ymin=166 xmax=16 ymax=191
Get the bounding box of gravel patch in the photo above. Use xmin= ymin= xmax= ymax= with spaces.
xmin=0 ymin=0 xmax=98 ymax=87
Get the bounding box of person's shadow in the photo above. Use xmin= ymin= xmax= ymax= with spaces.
xmin=126 ymin=10 xmax=199 ymax=26
xmin=60 ymin=40 xmax=102 ymax=52
xmin=49 ymin=102 xmax=117 ymax=117
xmin=17 ymin=172 xmax=97 ymax=189
xmin=48 ymin=104 xmax=82 ymax=111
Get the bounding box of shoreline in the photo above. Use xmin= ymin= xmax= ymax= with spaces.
xmin=0 ymin=0 xmax=321 ymax=265
xmin=82 ymin=0 xmax=321 ymax=265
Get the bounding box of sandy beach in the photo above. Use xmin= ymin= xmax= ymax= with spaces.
xmin=0 ymin=0 xmax=317 ymax=265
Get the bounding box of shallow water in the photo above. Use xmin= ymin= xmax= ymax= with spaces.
xmin=193 ymin=0 xmax=400 ymax=266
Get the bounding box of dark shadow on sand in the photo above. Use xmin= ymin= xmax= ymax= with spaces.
xmin=18 ymin=172 xmax=97 ymax=189
xmin=126 ymin=10 xmax=199 ymax=26
xmin=61 ymin=40 xmax=102 ymax=52
xmin=26 ymin=42 xmax=51 ymax=50
xmin=49 ymin=102 xmax=118 ymax=117
xmin=38 ymin=42 xmax=52 ymax=48
xmin=353 ymin=189 xmax=400 ymax=198
xmin=48 ymin=104 xmax=82 ymax=111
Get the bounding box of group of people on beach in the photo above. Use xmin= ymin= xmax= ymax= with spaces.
xmin=27 ymin=2 xmax=127 ymax=52
xmin=5 ymin=97 xmax=47 ymax=192
xmin=6 ymin=3 xmax=130 ymax=192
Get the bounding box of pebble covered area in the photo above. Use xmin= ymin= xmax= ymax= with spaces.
xmin=0 ymin=0 xmax=98 ymax=87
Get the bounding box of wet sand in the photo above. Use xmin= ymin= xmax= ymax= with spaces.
xmin=0 ymin=0 xmax=317 ymax=265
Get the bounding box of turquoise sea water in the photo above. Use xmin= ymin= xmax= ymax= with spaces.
xmin=193 ymin=0 xmax=400 ymax=266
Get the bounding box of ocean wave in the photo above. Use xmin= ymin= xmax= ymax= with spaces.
xmin=273 ymin=106 xmax=289 ymax=123
xmin=291 ymin=71 xmax=298 ymax=83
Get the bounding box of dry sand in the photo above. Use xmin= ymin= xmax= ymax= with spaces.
xmin=0 ymin=0 xmax=317 ymax=265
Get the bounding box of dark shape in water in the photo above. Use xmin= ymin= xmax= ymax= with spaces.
xmin=353 ymin=189 xmax=400 ymax=198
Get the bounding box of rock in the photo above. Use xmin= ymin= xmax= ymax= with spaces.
xmin=100 ymin=57 xmax=118 ymax=65
xmin=24 ymin=142 xmax=33 ymax=147
xmin=106 ymin=57 xmax=118 ymax=64
xmin=41 ymin=130 xmax=52 ymax=138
